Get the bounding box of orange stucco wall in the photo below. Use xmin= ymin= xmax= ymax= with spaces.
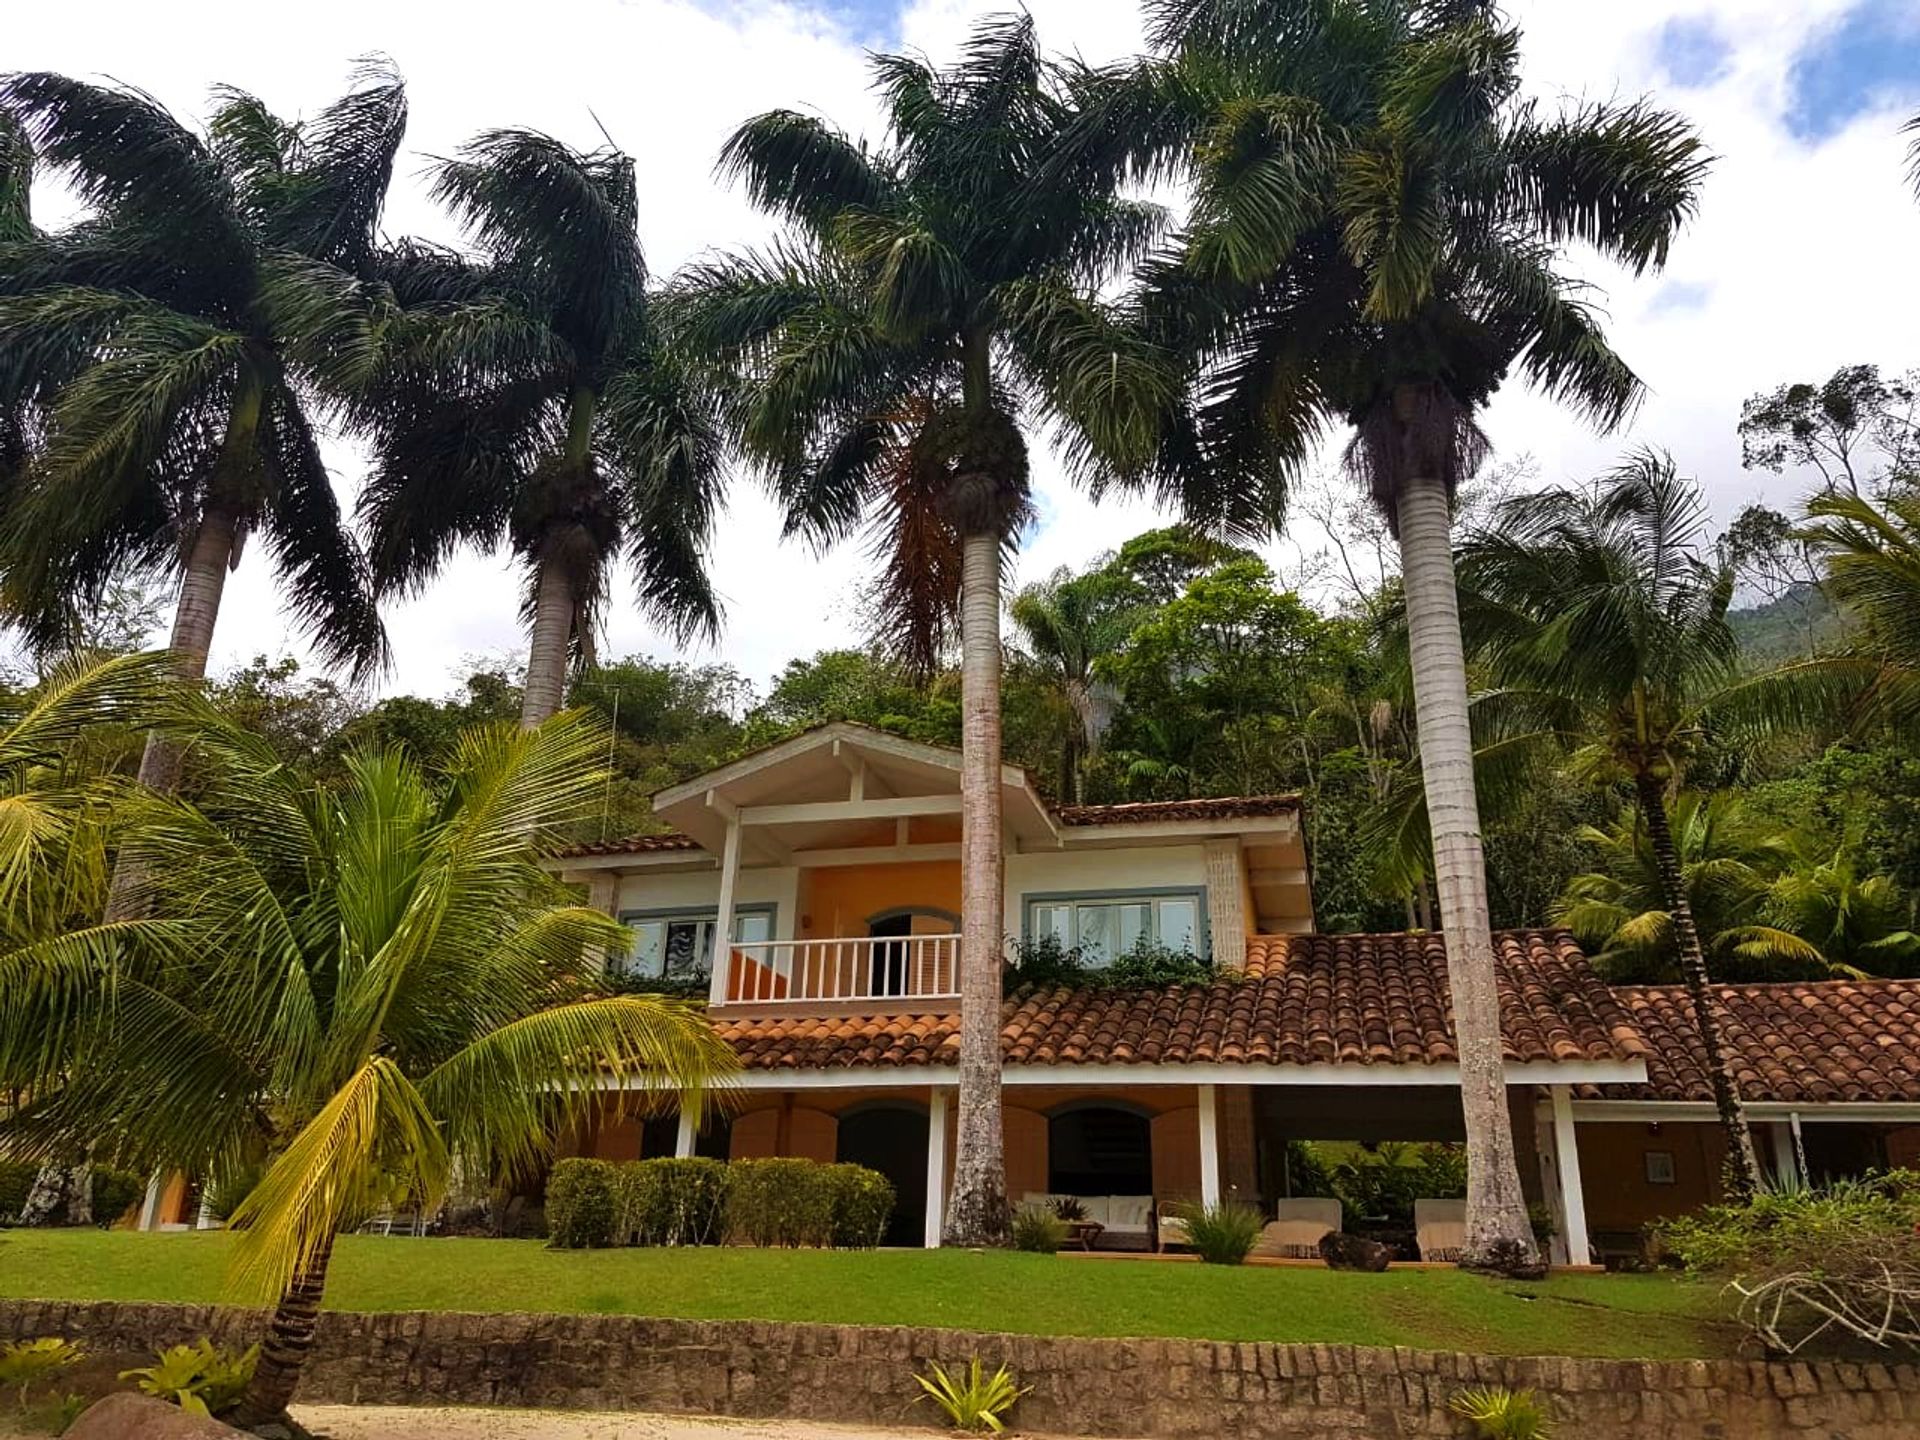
xmin=799 ymin=861 xmax=961 ymax=940
xmin=729 ymin=1101 xmax=839 ymax=1163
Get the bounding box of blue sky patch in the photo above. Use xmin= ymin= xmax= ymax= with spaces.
xmin=1786 ymin=0 xmax=1920 ymax=143
xmin=1654 ymin=16 xmax=1733 ymax=89
xmin=1648 ymin=279 xmax=1715 ymax=315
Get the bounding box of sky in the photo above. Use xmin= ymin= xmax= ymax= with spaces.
xmin=10 ymin=0 xmax=1920 ymax=703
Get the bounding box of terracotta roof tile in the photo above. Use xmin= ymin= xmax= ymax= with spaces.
xmin=1592 ymin=980 xmax=1920 ymax=1104
xmin=556 ymin=832 xmax=702 ymax=857
xmin=1052 ymin=795 xmax=1300 ymax=826
xmin=711 ymin=928 xmax=1646 ymax=1073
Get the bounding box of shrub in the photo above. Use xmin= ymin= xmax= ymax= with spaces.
xmin=914 ymin=1358 xmax=1028 ymax=1432
xmin=1450 ymin=1385 xmax=1553 ymax=1438
xmin=1102 ymin=937 xmax=1214 ymax=988
xmin=1182 ymin=1200 xmax=1263 ymax=1265
xmin=826 ymin=1163 xmax=895 ymax=1249
xmin=1048 ymin=1195 xmax=1086 ymax=1222
xmin=545 ymin=1158 xmax=618 ymax=1248
xmin=0 ymin=1338 xmax=84 ymax=1408
xmin=615 ymin=1157 xmax=731 ymax=1247
xmin=1011 ymin=1205 xmax=1069 ymax=1254
xmin=89 ymin=1167 xmax=145 ymax=1227
xmin=728 ymin=1158 xmax=836 ymax=1247
xmin=121 ymin=1339 xmax=259 ymax=1418
xmin=203 ymin=1157 xmax=267 ymax=1224
xmin=0 ymin=1161 xmax=34 ymax=1224
xmin=1003 ymin=932 xmax=1088 ymax=992
xmin=724 ymin=1158 xmax=894 ymax=1248
xmin=1659 ymin=1170 xmax=1920 ymax=1352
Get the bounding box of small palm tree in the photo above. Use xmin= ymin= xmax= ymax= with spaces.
xmin=1555 ymin=793 xmax=1835 ymax=984
xmin=1009 ymin=567 xmax=1144 ymax=803
xmin=355 ymin=128 xmax=726 ymax=727
xmin=0 ymin=65 xmax=403 ymax=792
xmin=1454 ymin=451 xmax=1854 ymax=1195
xmin=1069 ymin=0 xmax=1709 ymax=1262
xmin=682 ymin=13 xmax=1204 ymax=1247
xmin=0 ymin=707 xmax=737 ymax=1426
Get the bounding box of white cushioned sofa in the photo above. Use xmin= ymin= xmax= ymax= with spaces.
xmin=1020 ymin=1192 xmax=1156 ymax=1249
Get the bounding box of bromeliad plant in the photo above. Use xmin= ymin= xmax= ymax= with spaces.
xmin=0 ymin=1338 xmax=84 ymax=1411
xmin=121 ymin=1340 xmax=260 ymax=1419
xmin=0 ymin=705 xmax=738 ymax=1430
xmin=914 ymin=1358 xmax=1030 ymax=1433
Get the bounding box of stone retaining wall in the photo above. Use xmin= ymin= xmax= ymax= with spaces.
xmin=3 ymin=1300 xmax=1913 ymax=1439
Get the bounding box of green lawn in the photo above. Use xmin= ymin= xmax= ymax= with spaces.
xmin=0 ymin=1229 xmax=1734 ymax=1361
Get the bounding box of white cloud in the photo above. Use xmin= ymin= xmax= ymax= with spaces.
xmin=12 ymin=0 xmax=1920 ymax=697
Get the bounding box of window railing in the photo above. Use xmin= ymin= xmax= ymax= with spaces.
xmin=721 ymin=934 xmax=962 ymax=1006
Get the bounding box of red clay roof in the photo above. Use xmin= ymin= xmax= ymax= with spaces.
xmin=1592 ymin=980 xmax=1920 ymax=1104
xmin=713 ymin=929 xmax=1648 ymax=1072
xmin=557 ymin=793 xmax=1301 ymax=859
xmin=557 ymin=832 xmax=702 ymax=857
xmin=1053 ymin=795 xmax=1299 ymax=826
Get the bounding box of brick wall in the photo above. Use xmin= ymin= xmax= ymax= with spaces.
xmin=3 ymin=1300 xmax=1912 ymax=1439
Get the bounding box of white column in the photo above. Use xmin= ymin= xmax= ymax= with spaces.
xmin=1197 ymin=1084 xmax=1221 ymax=1208
xmin=194 ymin=1193 xmax=215 ymax=1230
xmin=1534 ymin=1105 xmax=1569 ymax=1265
xmin=925 ymin=1088 xmax=949 ymax=1248
xmin=675 ymin=1108 xmax=697 ymax=1158
xmin=1767 ymin=1121 xmax=1802 ymax=1190
xmin=139 ymin=1172 xmax=164 ymax=1232
xmin=1549 ymin=1085 xmax=1590 ymax=1268
xmin=707 ymin=815 xmax=742 ymax=1006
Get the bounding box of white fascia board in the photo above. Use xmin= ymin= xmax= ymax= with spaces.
xmin=1563 ymin=1098 xmax=1920 ymax=1124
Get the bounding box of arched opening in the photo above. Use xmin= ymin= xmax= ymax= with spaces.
xmin=640 ymin=1111 xmax=732 ymax=1161
xmin=836 ymin=1103 xmax=929 ymax=1246
xmin=1049 ymin=1106 xmax=1152 ymax=1197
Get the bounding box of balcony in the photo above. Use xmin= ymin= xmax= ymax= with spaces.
xmin=721 ymin=934 xmax=962 ymax=1011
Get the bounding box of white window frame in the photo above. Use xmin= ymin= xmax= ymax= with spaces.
xmin=614 ymin=905 xmax=775 ymax=980
xmin=1022 ymin=889 xmax=1207 ymax=966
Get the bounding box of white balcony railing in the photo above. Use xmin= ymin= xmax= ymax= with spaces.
xmin=721 ymin=934 xmax=962 ymax=1007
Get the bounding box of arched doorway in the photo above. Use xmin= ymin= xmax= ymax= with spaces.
xmin=1049 ymin=1106 xmax=1152 ymax=1196
xmin=836 ymin=1104 xmax=929 ymax=1246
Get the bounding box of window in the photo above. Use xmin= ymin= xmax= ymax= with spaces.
xmin=1026 ymin=892 xmax=1203 ymax=966
xmin=617 ymin=909 xmax=773 ymax=981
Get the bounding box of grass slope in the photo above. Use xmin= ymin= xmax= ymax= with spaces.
xmin=0 ymin=1230 xmax=1732 ymax=1360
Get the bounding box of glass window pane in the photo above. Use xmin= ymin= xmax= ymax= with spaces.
xmin=627 ymin=920 xmax=666 ymax=978
xmin=664 ymin=920 xmax=704 ymax=979
xmin=734 ymin=912 xmax=772 ymax=944
xmin=1032 ymin=904 xmax=1072 ymax=944
xmin=1157 ymin=899 xmax=1199 ymax=954
xmin=1077 ymin=903 xmax=1119 ymax=965
xmin=1114 ymin=903 xmax=1151 ymax=958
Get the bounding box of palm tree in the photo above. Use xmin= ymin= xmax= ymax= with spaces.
xmin=354 ymin=128 xmax=726 ymax=728
xmin=0 ymin=65 xmax=402 ymax=793
xmin=1066 ymin=0 xmax=1708 ymax=1264
xmin=681 ymin=13 xmax=1218 ymax=1247
xmin=0 ymin=705 xmax=737 ymax=1427
xmin=1009 ymin=566 xmax=1144 ymax=802
xmin=1451 ymin=451 xmax=1849 ymax=1196
xmin=1555 ymin=792 xmax=1842 ymax=984
xmin=1800 ymin=490 xmax=1920 ymax=729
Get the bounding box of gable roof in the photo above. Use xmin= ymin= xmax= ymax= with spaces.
xmin=713 ymin=929 xmax=1647 ymax=1073
xmin=1593 ymin=980 xmax=1920 ymax=1104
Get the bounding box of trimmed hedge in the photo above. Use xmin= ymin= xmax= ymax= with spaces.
xmin=0 ymin=1159 xmax=34 ymax=1222
xmin=615 ymin=1157 xmax=730 ymax=1246
xmin=545 ymin=1156 xmax=894 ymax=1250
xmin=547 ymin=1159 xmax=619 ymax=1248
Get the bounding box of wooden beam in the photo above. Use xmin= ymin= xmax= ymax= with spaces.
xmin=739 ymin=794 xmax=962 ymax=826
xmin=704 ymin=788 xmax=739 ymax=821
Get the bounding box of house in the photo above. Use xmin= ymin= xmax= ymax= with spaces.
xmin=554 ymin=721 xmax=1809 ymax=1261
xmin=134 ymin=721 xmax=1920 ymax=1253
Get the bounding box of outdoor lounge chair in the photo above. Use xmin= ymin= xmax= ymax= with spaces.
xmin=1156 ymin=1212 xmax=1191 ymax=1252
xmin=1251 ymin=1197 xmax=1343 ymax=1259
xmin=1414 ymin=1198 xmax=1467 ymax=1262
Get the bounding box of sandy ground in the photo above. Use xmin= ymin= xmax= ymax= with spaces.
xmin=293 ymin=1407 xmax=1054 ymax=1440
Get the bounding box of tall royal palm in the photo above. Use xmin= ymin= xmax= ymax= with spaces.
xmin=683 ymin=14 xmax=1217 ymax=1246
xmin=0 ymin=66 xmax=401 ymax=790
xmin=1070 ymin=0 xmax=1709 ymax=1265
xmin=1455 ymin=453 xmax=1823 ymax=1197
xmin=356 ymin=129 xmax=726 ymax=727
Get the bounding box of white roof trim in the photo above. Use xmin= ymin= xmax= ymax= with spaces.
xmin=1565 ymin=1098 xmax=1920 ymax=1124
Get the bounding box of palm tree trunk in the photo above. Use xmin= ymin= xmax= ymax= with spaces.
xmin=942 ymin=527 xmax=1011 ymax=1248
xmin=521 ymin=554 xmax=574 ymax=728
xmin=232 ymin=1236 xmax=333 ymax=1432
xmin=1634 ymin=774 xmax=1762 ymax=1200
xmin=1396 ymin=474 xmax=1539 ymax=1272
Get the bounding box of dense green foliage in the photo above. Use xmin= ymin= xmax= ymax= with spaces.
xmin=1178 ymin=1200 xmax=1264 ymax=1266
xmin=544 ymin=1155 xmax=895 ymax=1250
